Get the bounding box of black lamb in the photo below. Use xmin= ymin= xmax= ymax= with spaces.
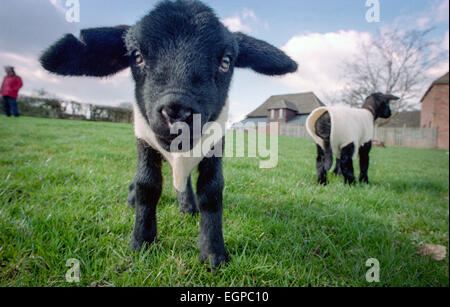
xmin=40 ymin=0 xmax=297 ymax=269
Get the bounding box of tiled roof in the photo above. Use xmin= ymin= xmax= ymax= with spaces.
xmin=421 ymin=72 xmax=449 ymax=102
xmin=246 ymin=92 xmax=324 ymax=118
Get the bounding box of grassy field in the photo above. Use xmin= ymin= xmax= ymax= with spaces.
xmin=0 ymin=116 xmax=448 ymax=287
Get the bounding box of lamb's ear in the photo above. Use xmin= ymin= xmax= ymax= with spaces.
xmin=40 ymin=26 xmax=130 ymax=77
xmin=234 ymin=32 xmax=298 ymax=76
xmin=385 ymin=94 xmax=400 ymax=101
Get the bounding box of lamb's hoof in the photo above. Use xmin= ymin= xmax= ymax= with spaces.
xmin=200 ymin=251 xmax=229 ymax=272
xmin=178 ymin=193 xmax=199 ymax=215
xmin=344 ymin=178 xmax=356 ymax=185
xmin=333 ymin=169 xmax=342 ymax=176
xmin=130 ymin=238 xmax=143 ymax=252
xmin=180 ymin=204 xmax=199 ymax=215
xmin=130 ymin=236 xmax=155 ymax=252
xmin=359 ymin=177 xmax=369 ymax=184
xmin=318 ymin=179 xmax=327 ymax=186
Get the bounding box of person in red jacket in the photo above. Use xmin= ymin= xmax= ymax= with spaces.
xmin=1 ymin=66 xmax=23 ymax=117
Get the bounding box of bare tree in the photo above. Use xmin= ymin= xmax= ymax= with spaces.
xmin=338 ymin=28 xmax=447 ymax=115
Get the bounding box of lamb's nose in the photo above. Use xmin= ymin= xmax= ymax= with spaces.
xmin=161 ymin=104 xmax=193 ymax=124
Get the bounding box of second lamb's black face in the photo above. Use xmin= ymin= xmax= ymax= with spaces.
xmin=362 ymin=93 xmax=399 ymax=120
xmin=372 ymin=93 xmax=398 ymax=119
xmin=125 ymin=1 xmax=238 ymax=150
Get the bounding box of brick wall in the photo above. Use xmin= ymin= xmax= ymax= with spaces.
xmin=421 ymin=84 xmax=449 ymax=149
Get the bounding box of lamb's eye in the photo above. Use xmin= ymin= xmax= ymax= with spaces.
xmin=133 ymin=50 xmax=144 ymax=66
xmin=220 ymin=55 xmax=231 ymax=73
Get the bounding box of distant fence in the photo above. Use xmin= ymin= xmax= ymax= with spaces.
xmin=373 ymin=126 xmax=438 ymax=149
xmin=279 ymin=124 xmax=310 ymax=139
xmin=15 ymin=96 xmax=133 ymax=123
xmin=278 ymin=123 xmax=438 ymax=149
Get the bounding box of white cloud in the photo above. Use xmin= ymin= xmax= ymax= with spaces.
xmin=241 ymin=8 xmax=257 ymax=22
xmin=279 ymin=30 xmax=372 ymax=100
xmin=222 ymin=16 xmax=252 ymax=33
xmin=0 ymin=52 xmax=61 ymax=85
xmin=417 ymin=17 xmax=431 ymax=29
xmin=0 ymin=51 xmax=134 ymax=105
xmin=444 ymin=30 xmax=449 ymax=52
xmin=221 ymin=9 xmax=266 ymax=34
xmin=227 ymin=100 xmax=248 ymax=125
xmin=49 ymin=0 xmax=66 ymax=13
xmin=426 ymin=30 xmax=449 ymax=78
xmin=436 ymin=0 xmax=449 ymax=22
xmin=279 ymin=26 xmax=449 ymax=107
xmin=393 ymin=0 xmax=449 ymax=30
xmin=426 ymin=61 xmax=450 ymax=78
xmin=425 ymin=29 xmax=449 ymax=79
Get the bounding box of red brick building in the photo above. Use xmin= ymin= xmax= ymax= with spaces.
xmin=420 ymin=72 xmax=449 ymax=149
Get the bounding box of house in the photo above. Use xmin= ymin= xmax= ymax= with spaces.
xmin=238 ymin=92 xmax=325 ymax=127
xmin=420 ymin=72 xmax=449 ymax=149
xmin=377 ymin=111 xmax=421 ymax=128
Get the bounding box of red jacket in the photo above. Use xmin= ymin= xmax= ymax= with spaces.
xmin=1 ymin=76 xmax=23 ymax=99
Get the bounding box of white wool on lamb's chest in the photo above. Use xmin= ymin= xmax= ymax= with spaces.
xmin=307 ymin=106 xmax=374 ymax=159
xmin=133 ymin=100 xmax=229 ymax=192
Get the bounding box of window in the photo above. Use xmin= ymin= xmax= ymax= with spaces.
xmin=279 ymin=109 xmax=284 ymax=119
xmin=270 ymin=109 xmax=275 ymax=119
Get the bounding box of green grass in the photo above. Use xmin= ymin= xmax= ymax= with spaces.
xmin=0 ymin=116 xmax=448 ymax=287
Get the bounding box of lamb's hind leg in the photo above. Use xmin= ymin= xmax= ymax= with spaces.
xmin=333 ymin=158 xmax=342 ymax=176
xmin=316 ymin=143 xmax=332 ymax=185
xmin=314 ymin=111 xmax=332 ymax=185
xmin=178 ymin=176 xmax=199 ymax=215
xmin=358 ymin=141 xmax=372 ymax=184
xmin=340 ymin=143 xmax=355 ymax=185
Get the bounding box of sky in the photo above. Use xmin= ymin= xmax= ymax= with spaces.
xmin=0 ymin=0 xmax=448 ymax=124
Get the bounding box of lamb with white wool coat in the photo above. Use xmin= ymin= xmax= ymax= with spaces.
xmin=306 ymin=93 xmax=399 ymax=185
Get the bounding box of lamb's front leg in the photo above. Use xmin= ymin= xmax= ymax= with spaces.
xmin=130 ymin=139 xmax=163 ymax=252
xmin=177 ymin=176 xmax=199 ymax=215
xmin=196 ymin=156 xmax=229 ymax=268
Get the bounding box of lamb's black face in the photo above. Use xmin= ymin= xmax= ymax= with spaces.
xmin=125 ymin=1 xmax=238 ymax=150
xmin=363 ymin=93 xmax=399 ymax=120
xmin=372 ymin=93 xmax=398 ymax=119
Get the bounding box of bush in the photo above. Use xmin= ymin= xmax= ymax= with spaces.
xmin=15 ymin=96 xmax=133 ymax=123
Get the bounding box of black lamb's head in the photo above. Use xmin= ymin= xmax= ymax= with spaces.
xmin=364 ymin=92 xmax=400 ymax=120
xmin=40 ymin=0 xmax=298 ymax=150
